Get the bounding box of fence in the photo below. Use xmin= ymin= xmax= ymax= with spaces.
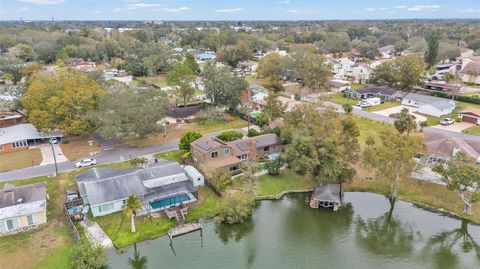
xmin=64 ymin=208 xmax=81 ymax=242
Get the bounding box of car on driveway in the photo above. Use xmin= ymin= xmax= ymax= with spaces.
xmin=75 ymin=158 xmax=97 ymax=168
xmin=356 ymin=101 xmax=372 ymax=108
xmin=440 ymin=118 xmax=455 ymax=126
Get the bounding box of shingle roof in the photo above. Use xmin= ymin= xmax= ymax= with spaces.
xmin=459 ymin=107 xmax=480 ymax=117
xmin=404 ymin=93 xmax=456 ymax=110
xmin=0 ymin=182 xmax=46 ymax=208
xmin=254 ymin=133 xmax=281 ymax=148
xmin=461 ymin=61 xmax=480 ymax=75
xmin=353 ymin=87 xmax=397 ymax=96
xmin=166 ymin=105 xmax=204 ymax=119
xmin=424 ymin=133 xmax=480 ymax=159
xmin=192 ymin=136 xmax=223 ymax=152
xmin=0 ymin=123 xmax=63 ymax=145
xmin=312 ymin=184 xmax=341 ymax=203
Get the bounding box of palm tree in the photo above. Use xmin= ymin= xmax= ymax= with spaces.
xmin=123 ymin=195 xmax=143 ymax=233
xmin=128 ymin=244 xmax=148 ymax=269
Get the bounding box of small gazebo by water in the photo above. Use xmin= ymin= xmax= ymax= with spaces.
xmin=309 ymin=183 xmax=342 ymax=211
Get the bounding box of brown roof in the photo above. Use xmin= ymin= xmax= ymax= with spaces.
xmin=461 ymin=61 xmax=480 ymax=75
xmin=205 ymin=155 xmax=242 ymax=169
xmin=423 ymin=133 xmax=479 ymax=159
xmin=459 ymin=107 xmax=480 ymax=117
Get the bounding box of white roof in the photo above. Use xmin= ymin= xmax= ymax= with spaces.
xmin=0 ymin=124 xmax=62 ymax=145
xmin=253 ymin=92 xmax=268 ymax=101
xmin=184 ymin=165 xmax=203 ymax=180
xmin=0 ymin=200 xmax=46 ymax=221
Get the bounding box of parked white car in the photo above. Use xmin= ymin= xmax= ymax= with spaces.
xmin=356 ymin=101 xmax=372 ymax=108
xmin=440 ymin=118 xmax=455 ymax=126
xmin=75 ymin=158 xmax=97 ymax=168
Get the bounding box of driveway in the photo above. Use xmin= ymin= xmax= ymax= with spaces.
xmin=431 ymin=122 xmax=474 ymax=133
xmin=36 ymin=143 xmax=69 ymax=165
xmin=372 ymin=105 xmax=427 ymax=123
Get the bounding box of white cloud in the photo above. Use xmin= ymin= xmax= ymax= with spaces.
xmin=16 ymin=7 xmax=31 ymax=12
xmin=287 ymin=9 xmax=314 ymax=14
xmin=126 ymin=2 xmax=161 ymax=10
xmin=113 ymin=8 xmax=123 ymax=13
xmin=365 ymin=8 xmax=377 ymax=12
xmin=93 ymin=11 xmax=102 ymax=14
xmin=278 ymin=0 xmax=290 ymax=4
xmin=17 ymin=0 xmax=64 ymax=4
xmin=394 ymin=5 xmax=407 ymax=9
xmin=161 ymin=7 xmax=190 ymax=13
xmin=215 ymin=8 xmax=244 ymax=13
xmin=407 ymin=5 xmax=440 ymax=11
xmin=459 ymin=8 xmax=480 ymax=13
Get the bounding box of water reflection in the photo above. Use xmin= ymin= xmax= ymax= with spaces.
xmin=355 ymin=201 xmax=415 ymax=257
xmin=425 ymin=219 xmax=480 ymax=268
xmin=128 ymin=244 xmax=148 ymax=269
xmin=215 ymin=219 xmax=254 ymax=244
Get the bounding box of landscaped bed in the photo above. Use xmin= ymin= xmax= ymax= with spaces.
xmin=0 ymin=149 xmax=42 ymax=172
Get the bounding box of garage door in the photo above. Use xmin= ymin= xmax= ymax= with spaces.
xmin=462 ymin=115 xmax=479 ymax=124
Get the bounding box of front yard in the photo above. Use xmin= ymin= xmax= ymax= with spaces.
xmin=325 ymin=93 xmax=401 ymax=112
xmin=0 ymin=149 xmax=42 ymax=172
xmin=60 ymin=136 xmax=101 ymax=161
xmin=154 ymin=149 xmax=187 ymax=163
xmin=462 ymin=125 xmax=480 ymax=135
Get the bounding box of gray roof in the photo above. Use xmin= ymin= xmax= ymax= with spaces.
xmin=0 ymin=123 xmax=63 ymax=145
xmin=76 ymin=161 xmax=192 ymax=206
xmin=353 ymin=87 xmax=397 ymax=96
xmin=254 ymin=134 xmax=281 ymax=148
xmin=404 ymin=93 xmax=456 ymax=110
xmin=0 ymin=182 xmax=46 ymax=208
xmin=312 ymin=184 xmax=341 ymax=203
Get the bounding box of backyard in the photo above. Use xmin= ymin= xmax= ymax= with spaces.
xmin=0 ymin=149 xmax=42 ymax=172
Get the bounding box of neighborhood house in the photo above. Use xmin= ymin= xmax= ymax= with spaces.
xmin=423 ymin=133 xmax=480 ymax=164
xmin=191 ymin=133 xmax=282 ymax=173
xmin=0 ymin=123 xmax=63 ymax=153
xmin=0 ymin=182 xmax=47 ymax=236
xmin=402 ymin=93 xmax=456 ymax=117
xmin=459 ymin=107 xmax=480 ymax=125
xmin=75 ymin=161 xmax=204 ymax=217
xmin=345 ymin=87 xmax=403 ymax=101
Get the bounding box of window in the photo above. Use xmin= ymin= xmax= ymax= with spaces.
xmin=264 ymin=146 xmax=269 ymax=152
xmin=237 ymin=154 xmax=247 ymax=160
xmin=27 ymin=214 xmax=37 ymax=225
xmin=230 ymin=165 xmax=239 ymax=172
xmin=211 ymin=151 xmax=218 ymax=158
xmin=98 ymin=203 xmax=114 ymax=213
xmin=5 ymin=219 xmax=19 ymax=231
xmin=11 ymin=140 xmax=27 ymax=149
xmin=0 ymin=221 xmax=5 ymax=232
xmin=224 ymin=148 xmax=230 ymax=156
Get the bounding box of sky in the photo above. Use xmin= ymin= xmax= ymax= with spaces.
xmin=1 ymin=0 xmax=480 ymax=21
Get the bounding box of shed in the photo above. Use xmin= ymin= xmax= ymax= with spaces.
xmin=184 ymin=165 xmax=205 ymax=188
xmin=310 ymin=183 xmax=342 ymax=211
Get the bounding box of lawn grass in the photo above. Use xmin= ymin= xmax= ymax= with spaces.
xmin=186 ymin=188 xmax=221 ymax=221
xmin=129 ymin=118 xmax=248 ymax=147
xmin=0 ymin=149 xmax=42 ymax=172
xmin=325 ymin=93 xmax=358 ymax=106
xmin=60 ymin=136 xmax=101 ymax=161
xmin=136 ymin=75 xmax=168 ymax=88
xmin=94 ymin=212 xmax=176 ymax=248
xmin=462 ymin=125 xmax=480 ymax=135
xmin=154 ymin=149 xmax=187 ymax=163
xmin=352 ymin=115 xmax=394 ymax=146
xmin=351 ymin=83 xmax=368 ymax=90
xmin=254 ymin=170 xmax=315 ymax=196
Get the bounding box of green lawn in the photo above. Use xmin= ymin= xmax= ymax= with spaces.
xmin=352 ymin=115 xmax=394 ymax=145
xmin=94 ymin=212 xmax=176 ymax=248
xmin=462 ymin=126 xmax=480 ymax=135
xmin=325 ymin=93 xmax=358 ymax=106
xmin=186 ymin=188 xmax=221 ymax=221
xmin=351 ymin=83 xmax=368 ymax=90
xmin=364 ymin=101 xmax=401 ymax=112
xmin=0 ymin=149 xmax=42 ymax=172
xmin=255 ymin=170 xmax=315 ymax=196
xmin=136 ymin=75 xmax=168 ymax=88
xmin=154 ymin=149 xmax=187 ymax=163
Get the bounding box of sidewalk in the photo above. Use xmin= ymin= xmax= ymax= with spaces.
xmin=80 ymin=219 xmax=113 ymax=248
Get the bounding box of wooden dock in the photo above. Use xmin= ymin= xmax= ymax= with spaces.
xmin=168 ymin=223 xmax=201 ymax=239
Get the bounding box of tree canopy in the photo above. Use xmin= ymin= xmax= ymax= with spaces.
xmin=203 ymin=65 xmax=248 ymax=109
xmin=370 ymin=55 xmax=425 ymax=92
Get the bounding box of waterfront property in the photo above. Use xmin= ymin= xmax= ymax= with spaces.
xmin=0 ymin=123 xmax=63 ymax=153
xmin=401 ymin=93 xmax=456 ymax=117
xmin=191 ymin=133 xmax=282 ymax=174
xmin=0 ymin=182 xmax=47 ymax=236
xmin=75 ymin=160 xmax=204 ymax=217
xmin=310 ymin=183 xmax=342 ymax=211
xmin=422 ymin=133 xmax=480 ymax=164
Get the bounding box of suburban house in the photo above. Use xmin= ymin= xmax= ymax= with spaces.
xmin=327 ymin=57 xmax=354 ymax=80
xmin=326 ymin=79 xmax=351 ymax=92
xmin=0 ymin=182 xmax=47 ymax=236
xmin=459 ymin=107 xmax=480 ymax=125
xmin=75 ymin=160 xmax=204 ymax=217
xmin=351 ymin=63 xmax=373 ymax=83
xmin=460 ymin=59 xmax=480 ymax=85
xmin=378 ymin=45 xmax=395 ymax=59
xmin=423 ymin=133 xmax=480 ymax=164
xmin=164 ymin=104 xmax=204 ymax=124
xmin=0 ymin=112 xmax=25 ymax=128
xmin=345 ymin=87 xmax=404 ymax=101
xmin=402 ymin=93 xmax=456 ymax=117
xmin=0 ymin=123 xmax=63 ymax=153
xmin=191 ymin=133 xmax=282 ymax=174
xmin=196 ymin=52 xmax=216 ymax=61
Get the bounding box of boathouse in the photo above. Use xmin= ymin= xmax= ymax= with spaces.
xmin=310 ymin=183 xmax=342 ymax=211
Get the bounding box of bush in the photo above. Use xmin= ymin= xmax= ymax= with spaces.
xmin=71 ymin=240 xmax=107 ymax=269
xmin=181 ymin=151 xmax=191 ymax=158
xmin=130 ymin=157 xmax=148 ymax=167
xmin=210 ymin=170 xmax=233 ymax=193
xmin=214 ymin=192 xmax=255 ymax=224
xmin=217 ymin=130 xmax=243 ymax=142
xmin=179 ymin=131 xmax=202 ymax=150
xmin=196 ymin=107 xmax=225 ymax=125
xmin=265 ymin=157 xmax=283 ymax=175
xmin=247 ymin=128 xmax=261 ymax=137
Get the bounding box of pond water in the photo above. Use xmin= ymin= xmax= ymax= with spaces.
xmin=108 ymin=192 xmax=480 ymax=269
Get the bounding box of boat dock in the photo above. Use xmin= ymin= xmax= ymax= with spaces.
xmin=168 ymin=223 xmax=202 ymax=239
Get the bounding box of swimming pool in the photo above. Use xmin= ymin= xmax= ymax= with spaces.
xmin=149 ymin=193 xmax=191 ymax=209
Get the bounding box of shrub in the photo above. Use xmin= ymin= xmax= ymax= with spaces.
xmin=265 ymin=157 xmax=283 ymax=175
xmin=181 ymin=151 xmax=191 ymax=158
xmin=217 ymin=130 xmax=243 ymax=142
xmin=130 ymin=157 xmax=148 ymax=167
xmin=210 ymin=170 xmax=233 ymax=193
xmin=214 ymin=192 xmax=255 ymax=225
xmin=247 ymin=128 xmax=261 ymax=137
xmin=179 ymin=131 xmax=202 ymax=150
xmin=71 ymin=240 xmax=107 ymax=269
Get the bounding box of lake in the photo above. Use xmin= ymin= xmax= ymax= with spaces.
xmin=108 ymin=192 xmax=480 ymax=269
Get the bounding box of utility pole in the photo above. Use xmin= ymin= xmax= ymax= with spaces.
xmin=50 ymin=132 xmax=58 ymax=176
